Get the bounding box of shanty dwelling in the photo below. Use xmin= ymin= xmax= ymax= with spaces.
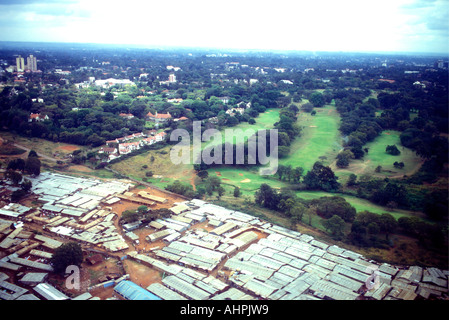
xmin=19 ymin=272 xmax=49 ymax=286
xmin=86 ymin=254 xmax=104 ymax=266
xmin=146 ymin=282 xmax=187 ymax=300
xmin=114 ymin=280 xmax=162 ymax=300
xmin=33 ymin=282 xmax=69 ymax=300
xmin=0 ymin=280 xmax=28 ymax=300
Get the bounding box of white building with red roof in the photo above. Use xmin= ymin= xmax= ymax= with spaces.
xmin=146 ymin=111 xmax=172 ymax=123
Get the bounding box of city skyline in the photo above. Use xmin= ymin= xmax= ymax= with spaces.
xmin=0 ymin=0 xmax=448 ymax=55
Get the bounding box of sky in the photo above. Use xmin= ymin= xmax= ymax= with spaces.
xmin=0 ymin=0 xmax=448 ymax=54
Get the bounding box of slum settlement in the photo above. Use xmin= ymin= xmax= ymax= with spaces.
xmin=1 ymin=172 xmax=448 ymax=300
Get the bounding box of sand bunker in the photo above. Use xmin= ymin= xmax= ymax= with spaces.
xmin=309 ymin=125 xmax=317 ymax=127
xmin=238 ymin=173 xmax=243 ymax=176
xmin=240 ymin=179 xmax=251 ymax=183
xmin=215 ymin=171 xmax=222 ymax=176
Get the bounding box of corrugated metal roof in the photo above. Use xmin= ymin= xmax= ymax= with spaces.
xmin=114 ymin=280 xmax=161 ymax=300
xmin=146 ymin=283 xmax=187 ymax=300
xmin=162 ymin=275 xmax=210 ymax=300
xmin=34 ymin=283 xmax=69 ymax=300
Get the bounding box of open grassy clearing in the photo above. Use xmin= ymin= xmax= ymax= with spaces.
xmin=109 ymin=144 xmax=194 ymax=189
xmin=207 ymin=166 xmax=286 ymax=195
xmin=333 ymin=130 xmax=424 ymax=179
xmin=0 ymin=131 xmax=83 ymax=160
xmin=279 ymin=104 xmax=342 ymax=172
xmin=201 ymin=108 xmax=280 ymax=149
xmin=295 ymin=190 xmax=424 ymax=220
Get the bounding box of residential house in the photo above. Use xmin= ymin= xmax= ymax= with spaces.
xmin=119 ymin=113 xmax=135 ymax=119
xmin=155 ymin=132 xmax=167 ymax=142
xmin=167 ymin=98 xmax=183 ymax=103
xmin=226 ymin=108 xmax=245 ymax=116
xmin=147 ymin=129 xmax=157 ymax=136
xmin=142 ymin=136 xmax=156 ymax=146
xmin=146 ymin=111 xmax=172 ymax=123
xmin=118 ymin=142 xmax=140 ymax=155
xmin=98 ymin=147 xmax=117 ymax=155
xmin=28 ymin=113 xmax=49 ymax=122
xmin=218 ymin=96 xmax=230 ymax=104
xmin=106 ymin=139 xmax=119 ymax=146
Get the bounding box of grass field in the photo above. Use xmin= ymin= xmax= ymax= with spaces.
xmin=279 ymin=104 xmax=342 ymax=172
xmin=207 ymin=166 xmax=286 ymax=195
xmin=201 ymin=108 xmax=280 ymax=149
xmin=295 ymin=190 xmax=424 ymax=220
xmin=333 ymin=130 xmax=424 ymax=179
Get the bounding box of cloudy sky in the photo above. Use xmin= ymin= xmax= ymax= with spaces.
xmin=0 ymin=0 xmax=448 ymax=54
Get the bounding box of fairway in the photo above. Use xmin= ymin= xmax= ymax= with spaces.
xmin=201 ymin=108 xmax=280 ymax=149
xmin=295 ymin=190 xmax=423 ymax=220
xmin=208 ymin=166 xmax=286 ymax=195
xmin=280 ymin=104 xmax=342 ymax=172
xmin=334 ymin=130 xmax=423 ymax=178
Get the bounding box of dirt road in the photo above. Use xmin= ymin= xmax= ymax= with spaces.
xmin=13 ymin=143 xmax=58 ymax=162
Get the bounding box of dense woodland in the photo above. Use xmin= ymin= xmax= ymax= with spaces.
xmin=1 ymin=43 xmax=448 ymax=266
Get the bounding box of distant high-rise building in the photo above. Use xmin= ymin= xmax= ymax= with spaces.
xmin=27 ymin=55 xmax=37 ymax=72
xmin=16 ymin=55 xmax=25 ymax=72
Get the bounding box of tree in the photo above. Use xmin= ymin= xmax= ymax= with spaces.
xmin=291 ymin=166 xmax=304 ymax=184
xmin=423 ymin=190 xmax=448 ymax=221
xmin=321 ymin=215 xmax=345 ymax=239
xmin=233 ymin=186 xmax=241 ymax=198
xmin=137 ymin=206 xmax=148 ymax=215
xmin=289 ymin=202 xmax=306 ymax=225
xmin=6 ymin=170 xmax=23 ymax=185
xmin=347 ymin=173 xmax=357 ymax=186
xmin=28 ymin=150 xmax=38 ymax=158
xmin=303 ymin=162 xmax=340 ymax=192
xmin=50 ymin=242 xmax=83 ymax=274
xmin=378 ymin=213 xmax=397 ymax=240
xmin=216 ymin=186 xmax=225 ymax=200
xmin=336 ymin=150 xmax=354 ymax=168
xmin=197 ymin=170 xmax=209 ymax=181
xmin=301 ymin=102 xmax=314 ymax=112
xmin=386 ymin=144 xmax=400 ymax=155
xmin=11 ymin=189 xmax=27 ymax=203
xmin=309 ymin=92 xmax=325 ymax=108
xmin=121 ymin=210 xmax=140 ymax=223
xmin=24 ymin=156 xmax=41 ymax=176
xmin=21 ymin=178 xmax=32 ymax=192
xmin=145 ymin=171 xmax=153 ymax=177
xmin=255 ymin=183 xmax=279 ymax=210
xmin=371 ymin=182 xmax=409 ymax=207
xmin=7 ymin=158 xmax=25 ymax=171
xmin=313 ymin=196 xmax=356 ymax=222
xmin=393 ymin=161 xmax=404 ymax=169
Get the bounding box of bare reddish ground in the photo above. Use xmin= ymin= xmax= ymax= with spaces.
xmin=57 ymin=145 xmax=80 ymax=152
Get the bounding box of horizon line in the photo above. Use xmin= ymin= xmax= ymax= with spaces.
xmin=0 ymin=40 xmax=447 ymax=57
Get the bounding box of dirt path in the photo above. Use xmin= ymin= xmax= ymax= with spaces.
xmin=190 ymin=173 xmax=197 ymax=191
xmin=13 ymin=143 xmax=58 ymax=162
